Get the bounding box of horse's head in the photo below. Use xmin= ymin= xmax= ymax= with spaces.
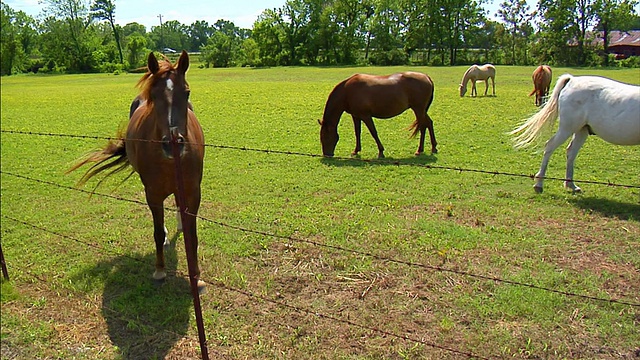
xmin=319 ymin=119 xmax=339 ymax=157
xmin=459 ymin=84 xmax=466 ymax=97
xmin=139 ymin=50 xmax=191 ymax=158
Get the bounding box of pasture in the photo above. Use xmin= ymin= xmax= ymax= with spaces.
xmin=1 ymin=65 xmax=639 ymax=359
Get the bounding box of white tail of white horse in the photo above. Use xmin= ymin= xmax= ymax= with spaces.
xmin=511 ymin=74 xmax=571 ymax=148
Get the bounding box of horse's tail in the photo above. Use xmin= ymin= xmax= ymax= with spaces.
xmin=511 ymin=74 xmax=572 ymax=148
xmin=67 ymin=136 xmax=131 ymax=188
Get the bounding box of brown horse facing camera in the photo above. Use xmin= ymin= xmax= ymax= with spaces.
xmin=68 ymin=51 xmax=206 ymax=291
xmin=319 ymin=72 xmax=437 ymax=158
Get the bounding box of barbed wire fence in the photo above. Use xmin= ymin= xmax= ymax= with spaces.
xmin=1 ymin=129 xmax=639 ymax=359
xmin=3 ymin=129 xmax=639 ymax=190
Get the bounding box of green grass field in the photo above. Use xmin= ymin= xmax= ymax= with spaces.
xmin=1 ymin=65 xmax=639 ymax=359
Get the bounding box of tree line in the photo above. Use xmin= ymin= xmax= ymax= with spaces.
xmin=1 ymin=0 xmax=639 ymax=76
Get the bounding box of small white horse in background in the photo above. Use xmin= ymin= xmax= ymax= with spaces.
xmin=459 ymin=64 xmax=496 ymax=97
xmin=511 ymin=74 xmax=640 ymax=193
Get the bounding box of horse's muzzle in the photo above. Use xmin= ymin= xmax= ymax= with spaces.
xmin=161 ymin=133 xmax=185 ymax=159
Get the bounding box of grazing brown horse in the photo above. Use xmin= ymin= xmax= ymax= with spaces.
xmin=68 ymin=51 xmax=206 ymax=290
xmin=319 ymin=72 xmax=437 ymax=158
xmin=529 ymin=65 xmax=552 ymax=106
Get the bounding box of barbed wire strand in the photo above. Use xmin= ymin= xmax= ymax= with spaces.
xmin=2 ymin=129 xmax=638 ymax=190
xmin=2 ymin=214 xmax=492 ymax=359
xmin=3 ymin=170 xmax=637 ymax=307
xmin=190 ymin=211 xmax=640 ymax=308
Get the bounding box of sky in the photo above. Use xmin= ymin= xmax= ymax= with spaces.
xmin=3 ymin=0 xmax=286 ymax=29
xmin=4 ymin=0 xmax=522 ymax=30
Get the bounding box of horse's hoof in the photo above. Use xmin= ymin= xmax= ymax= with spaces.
xmin=153 ymin=270 xmax=167 ymax=281
xmin=533 ymin=186 xmax=543 ymax=194
xmin=431 ymin=148 xmax=438 ymax=154
xmin=197 ymin=280 xmax=206 ymax=294
xmin=414 ymin=151 xmax=423 ymax=156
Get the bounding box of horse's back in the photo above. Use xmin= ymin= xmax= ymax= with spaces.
xmin=345 ymin=72 xmax=432 ymax=118
xmin=559 ymin=76 xmax=640 ymax=145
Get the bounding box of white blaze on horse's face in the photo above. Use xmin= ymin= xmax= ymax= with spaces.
xmin=165 ymin=78 xmax=174 ymax=127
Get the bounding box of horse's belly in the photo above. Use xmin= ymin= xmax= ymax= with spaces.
xmin=590 ymin=122 xmax=640 ymax=145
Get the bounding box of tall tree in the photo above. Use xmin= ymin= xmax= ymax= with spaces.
xmin=497 ymin=0 xmax=533 ymax=64
xmin=42 ymin=0 xmax=96 ymax=71
xmin=1 ymin=4 xmax=39 ymax=75
xmin=90 ymin=0 xmax=123 ymax=63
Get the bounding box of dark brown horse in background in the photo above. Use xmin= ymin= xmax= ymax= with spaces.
xmin=530 ymin=65 xmax=552 ymax=106
xmin=68 ymin=51 xmax=206 ymax=290
xmin=319 ymin=72 xmax=437 ymax=158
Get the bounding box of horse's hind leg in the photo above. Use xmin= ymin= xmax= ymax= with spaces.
xmin=362 ymin=116 xmax=385 ymax=158
xmin=351 ymin=116 xmax=363 ymax=156
xmin=534 ymin=128 xmax=574 ymax=193
xmin=564 ymin=127 xmax=589 ymax=192
xmin=419 ymin=112 xmax=438 ymax=154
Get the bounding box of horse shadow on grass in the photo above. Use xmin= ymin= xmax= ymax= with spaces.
xmin=569 ymin=196 xmax=640 ymax=221
xmin=320 ymin=153 xmax=438 ymax=168
xmin=73 ymin=232 xmax=192 ymax=359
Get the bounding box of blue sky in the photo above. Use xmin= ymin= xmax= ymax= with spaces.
xmin=5 ymin=0 xmax=542 ymax=30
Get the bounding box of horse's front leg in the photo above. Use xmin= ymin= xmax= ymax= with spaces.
xmin=362 ymin=116 xmax=385 ymax=158
xmin=146 ymin=194 xmax=168 ymax=282
xmin=182 ymin=187 xmax=205 ymax=292
xmin=564 ymin=128 xmax=589 ymax=192
xmin=351 ymin=116 xmax=362 ymax=156
xmin=471 ymin=81 xmax=477 ymax=97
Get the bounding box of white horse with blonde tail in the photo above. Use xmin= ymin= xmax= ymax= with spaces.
xmin=511 ymin=74 xmax=640 ymax=193
xmin=459 ymin=64 xmax=496 ymax=97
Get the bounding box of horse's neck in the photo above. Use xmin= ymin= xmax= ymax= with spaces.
xmin=462 ymin=69 xmax=474 ymax=86
xmin=323 ymin=83 xmax=347 ymax=125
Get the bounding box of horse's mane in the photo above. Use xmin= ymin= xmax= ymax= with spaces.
xmin=320 ymin=78 xmax=349 ymax=126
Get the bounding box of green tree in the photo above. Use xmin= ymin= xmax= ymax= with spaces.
xmin=252 ymin=9 xmax=285 ymax=66
xmin=188 ymin=20 xmax=215 ymax=52
xmin=368 ymin=0 xmax=407 ymax=65
xmin=90 ymin=0 xmax=123 ymax=63
xmin=1 ymin=4 xmax=39 ymax=75
xmin=41 ymin=0 xmax=98 ymax=71
xmin=497 ymin=0 xmax=533 ymax=64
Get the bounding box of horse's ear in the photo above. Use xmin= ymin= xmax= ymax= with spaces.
xmin=177 ymin=50 xmax=189 ymax=75
xmin=147 ymin=52 xmax=159 ymax=74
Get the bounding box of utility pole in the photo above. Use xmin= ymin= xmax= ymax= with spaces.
xmin=158 ymin=14 xmax=164 ymax=51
